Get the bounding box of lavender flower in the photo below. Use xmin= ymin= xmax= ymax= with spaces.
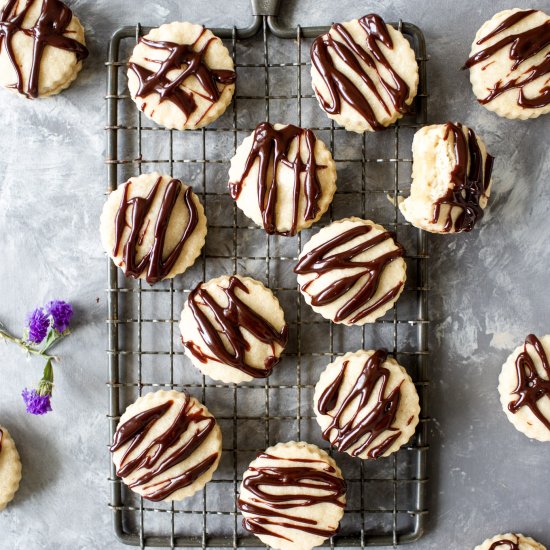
xmin=25 ymin=308 xmax=50 ymax=344
xmin=46 ymin=300 xmax=73 ymax=333
xmin=21 ymin=388 xmax=52 ymax=415
xmin=21 ymin=359 xmax=54 ymax=415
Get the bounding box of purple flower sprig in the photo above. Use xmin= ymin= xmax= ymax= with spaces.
xmin=22 ymin=359 xmax=54 ymax=416
xmin=0 ymin=300 xmax=74 ymax=416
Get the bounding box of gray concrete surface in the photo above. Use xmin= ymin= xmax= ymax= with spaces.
xmin=0 ymin=0 xmax=549 ymax=548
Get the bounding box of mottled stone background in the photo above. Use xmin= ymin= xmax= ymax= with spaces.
xmin=0 ymin=0 xmax=549 ymax=548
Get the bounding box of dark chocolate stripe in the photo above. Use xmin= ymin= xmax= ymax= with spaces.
xmin=432 ymin=122 xmax=494 ymax=233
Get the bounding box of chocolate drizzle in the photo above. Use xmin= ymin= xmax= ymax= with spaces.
xmin=128 ymin=27 xmax=236 ymax=121
xmin=230 ymin=122 xmax=326 ymax=236
xmin=238 ymin=452 xmax=346 ymax=541
xmin=508 ymin=334 xmax=550 ymax=431
xmin=311 ymin=14 xmax=411 ymax=130
xmin=113 ymin=177 xmax=199 ymax=285
xmin=0 ymin=428 xmax=3 ymax=453
xmin=432 ymin=122 xmax=494 ymax=233
xmin=294 ymin=224 xmax=405 ymax=323
xmin=110 ymin=394 xmax=219 ymax=502
xmin=463 ymin=10 xmax=550 ymax=108
xmin=0 ymin=0 xmax=88 ymax=98
xmin=318 ymin=350 xmax=403 ymax=458
xmin=488 ymin=537 xmax=520 ymax=550
xmin=184 ymin=276 xmax=288 ymax=378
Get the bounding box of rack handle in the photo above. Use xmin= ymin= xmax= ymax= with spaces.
xmin=251 ymin=0 xmax=281 ymax=16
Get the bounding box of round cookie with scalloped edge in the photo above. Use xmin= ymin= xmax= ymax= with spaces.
xmin=228 ymin=122 xmax=337 ymax=236
xmin=110 ymin=390 xmax=222 ymax=502
xmin=498 ymin=334 xmax=550 ymax=442
xmin=0 ymin=0 xmax=88 ymax=98
xmin=127 ymin=21 xmax=236 ymax=130
xmin=0 ymin=426 xmax=22 ymax=511
xmin=310 ymin=13 xmax=418 ymax=133
xmin=238 ymin=441 xmax=346 ymax=550
xmin=314 ymin=349 xmax=420 ymax=459
xmin=180 ymin=275 xmax=288 ymax=384
xmin=294 ymin=217 xmax=406 ymax=325
xmin=100 ymin=172 xmax=207 ymax=285
xmin=465 ymin=9 xmax=550 ymax=120
xmin=474 ymin=533 xmax=546 ymax=550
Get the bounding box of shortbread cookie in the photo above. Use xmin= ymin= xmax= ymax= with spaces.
xmin=475 ymin=533 xmax=546 ymax=550
xmin=111 ymin=390 xmax=222 ymax=502
xmin=0 ymin=0 xmax=88 ymax=98
xmin=238 ymin=441 xmax=346 ymax=550
xmin=229 ymin=122 xmax=337 ymax=236
xmin=464 ymin=9 xmax=550 ymax=119
xmin=398 ymin=123 xmax=494 ymax=233
xmin=0 ymin=427 xmax=22 ymax=511
xmin=310 ymin=13 xmax=418 ymax=133
xmin=180 ymin=275 xmax=288 ymax=384
xmin=100 ymin=172 xmax=207 ymax=285
xmin=314 ymin=350 xmax=420 ymax=459
xmin=127 ymin=21 xmax=236 ymax=130
xmin=498 ymin=334 xmax=550 ymax=442
xmin=294 ymin=218 xmax=406 ymax=325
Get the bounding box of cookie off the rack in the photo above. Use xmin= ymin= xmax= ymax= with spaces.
xmin=110 ymin=390 xmax=222 ymax=502
xmin=464 ymin=9 xmax=550 ymax=120
xmin=310 ymin=13 xmax=419 ymax=133
xmin=475 ymin=533 xmax=547 ymax=550
xmin=294 ymin=217 xmax=406 ymax=325
xmin=314 ymin=350 xmax=420 ymax=459
xmin=0 ymin=426 xmax=22 ymax=511
xmin=100 ymin=172 xmax=207 ymax=285
xmin=180 ymin=275 xmax=288 ymax=384
xmin=398 ymin=122 xmax=494 ymax=234
xmin=0 ymin=0 xmax=88 ymax=98
xmin=498 ymin=334 xmax=550 ymax=442
xmin=238 ymin=441 xmax=346 ymax=550
xmin=127 ymin=21 xmax=236 ymax=130
xmin=229 ymin=122 xmax=336 ymax=236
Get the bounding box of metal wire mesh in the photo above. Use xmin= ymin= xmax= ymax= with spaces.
xmin=105 ymin=14 xmax=429 ymax=549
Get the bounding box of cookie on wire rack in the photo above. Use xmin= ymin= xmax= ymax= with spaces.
xmin=0 ymin=0 xmax=89 ymax=98
xmin=294 ymin=217 xmax=406 ymax=325
xmin=464 ymin=9 xmax=550 ymax=120
xmin=398 ymin=122 xmax=494 ymax=234
xmin=0 ymin=426 xmax=22 ymax=511
xmin=229 ymin=122 xmax=337 ymax=236
xmin=127 ymin=21 xmax=236 ymax=130
xmin=314 ymin=349 xmax=420 ymax=459
xmin=110 ymin=390 xmax=222 ymax=502
xmin=310 ymin=13 xmax=419 ymax=133
xmin=238 ymin=441 xmax=346 ymax=550
xmin=180 ymin=275 xmax=288 ymax=384
xmin=100 ymin=172 xmax=207 ymax=285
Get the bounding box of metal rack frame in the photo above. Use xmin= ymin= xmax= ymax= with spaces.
xmin=105 ymin=1 xmax=430 ymax=547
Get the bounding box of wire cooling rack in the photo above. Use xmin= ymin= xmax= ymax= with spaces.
xmin=105 ymin=2 xmax=429 ymax=547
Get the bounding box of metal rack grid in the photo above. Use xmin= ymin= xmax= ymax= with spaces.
xmin=105 ymin=4 xmax=429 ymax=548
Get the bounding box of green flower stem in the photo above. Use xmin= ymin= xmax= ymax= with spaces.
xmin=38 ymin=358 xmax=55 ymax=396
xmin=0 ymin=327 xmax=59 ymax=361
